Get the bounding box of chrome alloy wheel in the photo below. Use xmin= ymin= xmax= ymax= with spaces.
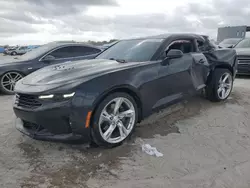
xmin=1 ymin=72 xmax=23 ymax=92
xmin=217 ymin=72 xmax=232 ymax=100
xmin=99 ymin=97 xmax=136 ymax=144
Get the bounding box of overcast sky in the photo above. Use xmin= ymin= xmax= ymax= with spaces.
xmin=0 ymin=0 xmax=250 ymax=45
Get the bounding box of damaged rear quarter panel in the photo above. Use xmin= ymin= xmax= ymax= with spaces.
xmin=203 ymin=48 xmax=237 ymax=83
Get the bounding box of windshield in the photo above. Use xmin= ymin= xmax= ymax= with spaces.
xmin=96 ymin=39 xmax=163 ymax=62
xmin=234 ymin=38 xmax=250 ymax=48
xmin=20 ymin=43 xmax=55 ymax=59
xmin=220 ymin=38 xmax=241 ymax=45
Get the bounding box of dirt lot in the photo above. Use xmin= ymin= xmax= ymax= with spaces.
xmin=1 ymin=77 xmax=250 ymax=188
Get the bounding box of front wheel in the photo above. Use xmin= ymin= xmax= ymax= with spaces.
xmin=91 ymin=92 xmax=138 ymax=148
xmin=0 ymin=72 xmax=23 ymax=95
xmin=205 ymin=68 xmax=233 ymax=102
xmin=11 ymin=51 xmax=17 ymax=56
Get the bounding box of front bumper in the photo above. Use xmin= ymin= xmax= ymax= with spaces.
xmin=13 ymin=95 xmax=92 ymax=143
xmin=15 ymin=118 xmax=83 ymax=142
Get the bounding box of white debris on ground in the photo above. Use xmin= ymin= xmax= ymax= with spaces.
xmin=142 ymin=144 xmax=163 ymax=157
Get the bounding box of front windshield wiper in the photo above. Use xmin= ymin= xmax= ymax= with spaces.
xmin=109 ymin=58 xmax=127 ymax=63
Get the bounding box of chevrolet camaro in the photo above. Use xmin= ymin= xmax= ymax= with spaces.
xmin=13 ymin=34 xmax=237 ymax=147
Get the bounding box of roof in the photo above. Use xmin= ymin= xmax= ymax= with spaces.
xmin=124 ymin=33 xmax=206 ymax=41
xmin=46 ymin=41 xmax=101 ymax=50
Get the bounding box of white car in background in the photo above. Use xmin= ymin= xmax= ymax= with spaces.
xmin=10 ymin=46 xmax=31 ymax=56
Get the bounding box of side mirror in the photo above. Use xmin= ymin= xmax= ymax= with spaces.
xmin=43 ymin=55 xmax=55 ymax=62
xmin=161 ymin=49 xmax=183 ymax=66
xmin=166 ymin=49 xmax=183 ymax=59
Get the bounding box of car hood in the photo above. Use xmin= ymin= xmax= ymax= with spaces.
xmin=21 ymin=59 xmax=143 ymax=86
xmin=234 ymin=48 xmax=250 ymax=56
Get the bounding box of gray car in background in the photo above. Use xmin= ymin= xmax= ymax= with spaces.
xmin=10 ymin=46 xmax=31 ymax=56
xmin=3 ymin=46 xmax=18 ymax=55
xmin=234 ymin=38 xmax=250 ymax=75
xmin=219 ymin=38 xmax=243 ymax=48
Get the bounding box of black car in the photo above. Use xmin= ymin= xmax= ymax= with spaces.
xmin=233 ymin=38 xmax=250 ymax=75
xmin=13 ymin=34 xmax=237 ymax=147
xmin=0 ymin=42 xmax=102 ymax=94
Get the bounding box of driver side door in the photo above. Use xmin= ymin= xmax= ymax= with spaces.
xmin=153 ymin=39 xmax=197 ymax=110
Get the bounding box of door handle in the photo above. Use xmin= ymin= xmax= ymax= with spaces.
xmin=198 ymin=59 xmax=205 ymax=64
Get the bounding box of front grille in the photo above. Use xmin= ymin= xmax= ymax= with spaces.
xmin=15 ymin=94 xmax=42 ymax=109
xmin=237 ymin=55 xmax=250 ymax=64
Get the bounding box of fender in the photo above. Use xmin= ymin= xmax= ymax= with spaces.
xmin=92 ymin=84 xmax=143 ymax=121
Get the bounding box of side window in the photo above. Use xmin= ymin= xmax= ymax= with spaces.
xmin=49 ymin=46 xmax=73 ymax=59
xmin=166 ymin=40 xmax=195 ymax=54
xmin=49 ymin=46 xmax=102 ymax=59
xmin=197 ymin=40 xmax=205 ymax=51
xmin=72 ymin=46 xmax=101 ymax=56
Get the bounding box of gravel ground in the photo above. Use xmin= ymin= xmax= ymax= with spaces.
xmin=1 ymin=77 xmax=250 ymax=188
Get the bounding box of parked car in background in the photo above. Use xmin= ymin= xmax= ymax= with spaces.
xmin=13 ymin=34 xmax=237 ymax=147
xmin=10 ymin=46 xmax=31 ymax=56
xmin=233 ymin=38 xmax=250 ymax=75
xmin=96 ymin=41 xmax=119 ymax=50
xmin=0 ymin=41 xmax=102 ymax=94
xmin=3 ymin=46 xmax=18 ymax=55
xmin=218 ymin=38 xmax=242 ymax=48
xmin=101 ymin=41 xmax=119 ymax=50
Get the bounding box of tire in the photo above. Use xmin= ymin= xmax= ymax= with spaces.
xmin=91 ymin=92 xmax=138 ymax=148
xmin=0 ymin=72 xmax=23 ymax=95
xmin=11 ymin=51 xmax=17 ymax=56
xmin=205 ymin=68 xmax=233 ymax=102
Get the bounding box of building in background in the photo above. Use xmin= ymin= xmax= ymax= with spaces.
xmin=217 ymin=25 xmax=250 ymax=42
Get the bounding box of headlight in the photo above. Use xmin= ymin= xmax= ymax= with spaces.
xmin=38 ymin=92 xmax=75 ymax=100
xmin=63 ymin=92 xmax=75 ymax=98
xmin=39 ymin=94 xmax=54 ymax=99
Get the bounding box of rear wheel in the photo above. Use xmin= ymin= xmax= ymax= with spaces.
xmin=11 ymin=51 xmax=17 ymax=56
xmin=205 ymin=69 xmax=233 ymax=102
xmin=0 ymin=72 xmax=23 ymax=95
xmin=91 ymin=92 xmax=138 ymax=148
